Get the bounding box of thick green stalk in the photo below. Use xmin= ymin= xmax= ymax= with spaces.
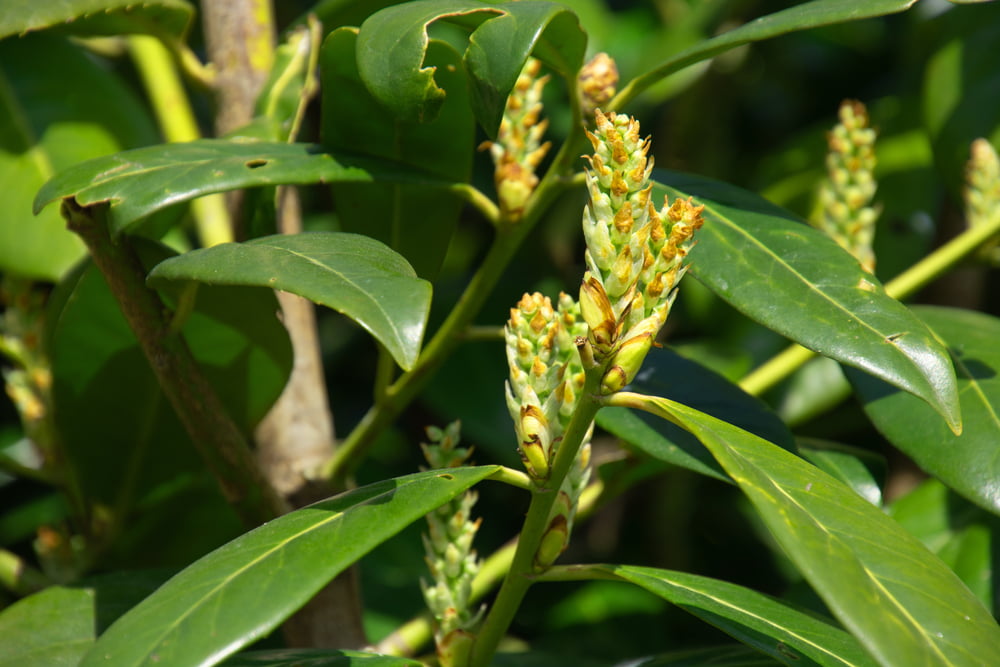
xmin=377 ymin=476 xmax=606 ymax=657
xmin=739 ymin=212 xmax=1000 ymax=396
xmin=470 ymin=371 xmax=602 ymax=667
xmin=62 ymin=201 xmax=287 ymax=526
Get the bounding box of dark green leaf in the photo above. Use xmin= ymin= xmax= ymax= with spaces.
xmin=849 ymin=306 xmax=1000 ymax=515
xmin=0 ymin=34 xmax=156 ymax=280
xmin=601 ymin=565 xmax=876 ymax=666
xmin=655 ymin=170 xmax=961 ymax=433
xmin=597 ymin=347 xmax=795 ymax=481
xmin=222 ymin=649 xmax=423 ymax=666
xmin=462 ymin=1 xmax=586 ymax=135
xmin=614 ymin=0 xmax=918 ymax=108
xmin=47 ymin=240 xmax=287 ymax=564
xmin=33 ymin=140 xmax=452 ymax=235
xmin=922 ymin=3 xmax=1000 ymax=194
xmin=617 ymin=645 xmax=781 ymax=666
xmin=356 ymin=0 xmax=585 ymax=134
xmin=80 ymin=466 xmax=500 ymax=667
xmin=632 ymin=395 xmax=1000 ymax=665
xmin=147 ymin=232 xmax=431 ymax=371
xmin=321 ymin=28 xmax=473 ymax=279
xmin=0 ymin=0 xmax=192 ymax=40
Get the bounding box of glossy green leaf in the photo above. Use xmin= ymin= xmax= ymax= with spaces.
xmin=596 ymin=564 xmax=876 ymax=666
xmin=796 ymin=439 xmax=884 ymax=507
xmin=596 ymin=347 xmax=795 ymax=482
xmin=0 ymin=0 xmax=192 ymax=40
xmin=615 ymin=0 xmax=918 ymax=107
xmin=147 ymin=232 xmax=431 ymax=371
xmin=80 ymin=466 xmax=500 ymax=667
xmin=322 ymin=29 xmax=473 ymax=279
xmin=655 ymin=170 xmax=961 ymax=433
xmin=0 ymin=587 xmax=93 ymax=667
xmin=629 ymin=395 xmax=1000 ymax=666
xmin=849 ymin=306 xmax=1000 ymax=515
xmin=33 ymin=140 xmax=451 ymax=235
xmin=356 ymin=0 xmax=585 ymax=134
xmin=0 ymin=34 xmax=156 ymax=280
xmin=889 ymin=479 xmax=996 ymax=613
xmin=222 ymin=650 xmax=423 ymax=666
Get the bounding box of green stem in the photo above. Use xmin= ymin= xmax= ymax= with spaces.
xmin=470 ymin=372 xmax=603 ymax=667
xmin=488 ymin=466 xmax=534 ymax=492
xmin=376 ymin=476 xmax=607 ymax=657
xmin=739 ymin=212 xmax=1000 ymax=396
xmin=373 ymin=344 xmax=395 ymax=404
xmin=62 ymin=201 xmax=287 ymax=526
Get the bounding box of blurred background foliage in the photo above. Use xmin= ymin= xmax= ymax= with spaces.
xmin=2 ymin=0 xmax=998 ymax=663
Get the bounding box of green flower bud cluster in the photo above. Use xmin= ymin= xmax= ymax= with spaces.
xmin=419 ymin=422 xmax=483 ymax=667
xmin=579 ymin=110 xmax=704 ymax=395
xmin=504 ymin=293 xmax=593 ymax=572
xmin=505 ymin=292 xmax=588 ymax=482
xmin=578 ymin=52 xmax=618 ymax=121
xmin=814 ymin=99 xmax=880 ymax=273
xmin=965 ymin=138 xmax=1000 ymax=265
xmin=482 ymin=57 xmax=552 ymax=220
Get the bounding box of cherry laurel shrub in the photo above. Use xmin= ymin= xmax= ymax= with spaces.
xmin=1 ymin=1 xmax=999 ymax=666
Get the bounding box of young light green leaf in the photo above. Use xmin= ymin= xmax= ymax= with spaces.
xmin=0 ymin=587 xmax=94 ymax=667
xmin=654 ymin=170 xmax=960 ymax=433
xmin=356 ymin=0 xmax=585 ymax=135
xmin=33 ymin=140 xmax=452 ymax=235
xmin=617 ymin=393 xmax=1000 ymax=666
xmin=1 ymin=34 xmax=157 ymax=280
xmin=589 ymin=565 xmax=876 ymax=666
xmin=0 ymin=0 xmax=193 ymax=40
xmin=849 ymin=306 xmax=1000 ymax=515
xmin=147 ymin=232 xmax=431 ymax=371
xmin=80 ymin=466 xmax=500 ymax=667
xmin=0 ymin=570 xmax=166 ymax=667
xmin=612 ymin=0 xmax=918 ymax=110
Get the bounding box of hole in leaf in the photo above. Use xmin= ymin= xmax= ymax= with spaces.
xmin=245 ymin=159 xmax=268 ymax=169
xmin=437 ymin=473 xmax=455 ymax=480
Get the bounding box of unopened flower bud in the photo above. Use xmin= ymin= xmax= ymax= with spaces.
xmin=578 ymin=53 xmax=618 ymax=120
xmin=533 ymin=513 xmax=569 ymax=572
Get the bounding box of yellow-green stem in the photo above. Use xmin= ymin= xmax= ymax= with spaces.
xmin=128 ymin=35 xmax=233 ymax=247
xmin=376 ymin=477 xmax=606 ymax=657
xmin=739 ymin=212 xmax=1000 ymax=396
xmin=470 ymin=372 xmax=602 ymax=667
